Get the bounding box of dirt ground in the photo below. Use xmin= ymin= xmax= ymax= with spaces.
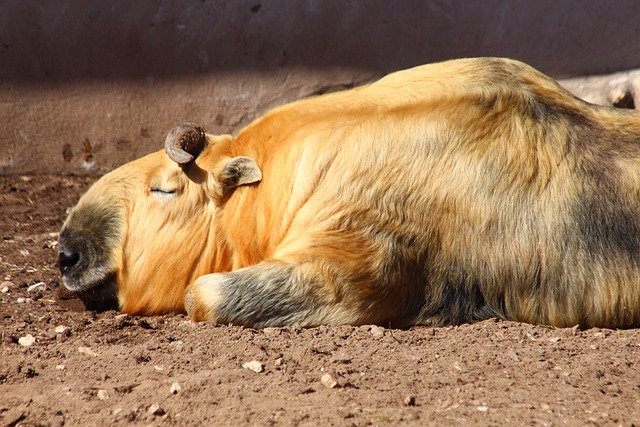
xmin=1 ymin=174 xmax=639 ymax=426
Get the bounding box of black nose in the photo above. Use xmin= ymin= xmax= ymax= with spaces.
xmin=58 ymin=250 xmax=80 ymax=274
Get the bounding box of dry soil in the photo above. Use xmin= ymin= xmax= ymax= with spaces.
xmin=1 ymin=175 xmax=639 ymax=426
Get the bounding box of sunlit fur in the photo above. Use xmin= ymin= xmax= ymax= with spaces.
xmin=61 ymin=57 xmax=640 ymax=328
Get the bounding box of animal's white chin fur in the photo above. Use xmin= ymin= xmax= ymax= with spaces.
xmin=62 ymin=269 xmax=120 ymax=312
xmin=62 ymin=265 xmax=116 ymax=293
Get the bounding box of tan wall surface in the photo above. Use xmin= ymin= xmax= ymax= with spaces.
xmin=2 ymin=0 xmax=640 ymax=174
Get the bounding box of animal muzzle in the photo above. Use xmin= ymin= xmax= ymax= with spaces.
xmin=57 ymin=227 xmax=100 ymax=292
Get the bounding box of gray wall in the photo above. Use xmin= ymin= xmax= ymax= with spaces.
xmin=3 ymin=0 xmax=640 ymax=174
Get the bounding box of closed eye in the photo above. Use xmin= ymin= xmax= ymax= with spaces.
xmin=150 ymin=188 xmax=177 ymax=198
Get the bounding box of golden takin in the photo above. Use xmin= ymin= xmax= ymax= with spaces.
xmin=58 ymin=57 xmax=640 ymax=329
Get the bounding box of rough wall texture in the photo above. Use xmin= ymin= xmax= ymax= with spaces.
xmin=2 ymin=0 xmax=640 ymax=175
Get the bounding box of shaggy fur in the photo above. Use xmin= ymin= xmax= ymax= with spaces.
xmin=59 ymin=57 xmax=640 ymax=328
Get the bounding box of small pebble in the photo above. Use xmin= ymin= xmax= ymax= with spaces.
xmin=97 ymin=389 xmax=109 ymax=400
xmin=170 ymin=381 xmax=182 ymax=395
xmin=506 ymin=351 xmax=520 ymax=362
xmin=27 ymin=282 xmax=47 ymax=293
xmin=320 ymin=373 xmax=338 ymax=389
xmin=20 ymin=249 xmax=29 ymax=257
xmin=148 ymin=403 xmax=165 ymax=416
xmin=1 ymin=286 xmax=8 ymax=293
xmin=42 ymin=331 xmax=57 ymax=340
xmin=262 ymin=327 xmax=281 ymax=337
xmin=169 ymin=340 xmax=184 ymax=350
xmin=56 ymin=365 xmax=65 ymax=370
xmin=403 ymin=353 xmax=422 ymax=363
xmin=477 ymin=406 xmax=489 ymax=412
xmin=78 ymin=346 xmax=99 ymax=357
xmin=404 ymin=395 xmax=416 ymax=406
xmin=274 ymin=357 xmax=284 ymax=367
xmin=242 ymin=360 xmax=264 ymax=373
xmin=16 ymin=297 xmax=32 ymax=304
xmin=18 ymin=334 xmax=36 ymax=347
xmin=54 ymin=325 xmax=70 ymax=336
xmin=369 ymin=325 xmax=385 ymax=338
xmin=330 ymin=352 xmax=352 ymax=363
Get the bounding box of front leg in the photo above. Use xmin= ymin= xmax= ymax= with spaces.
xmin=184 ymin=260 xmax=379 ymax=328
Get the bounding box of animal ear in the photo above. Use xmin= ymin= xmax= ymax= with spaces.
xmin=164 ymin=122 xmax=208 ymax=164
xmin=218 ymin=156 xmax=262 ymax=194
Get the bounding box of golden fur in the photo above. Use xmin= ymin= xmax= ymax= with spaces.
xmin=59 ymin=57 xmax=640 ymax=328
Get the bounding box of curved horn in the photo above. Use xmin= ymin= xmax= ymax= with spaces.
xmin=164 ymin=123 xmax=207 ymax=164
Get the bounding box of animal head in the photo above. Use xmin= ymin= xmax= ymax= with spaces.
xmin=58 ymin=123 xmax=261 ymax=314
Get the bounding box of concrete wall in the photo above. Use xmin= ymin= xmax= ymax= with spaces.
xmin=2 ymin=0 xmax=640 ymax=174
